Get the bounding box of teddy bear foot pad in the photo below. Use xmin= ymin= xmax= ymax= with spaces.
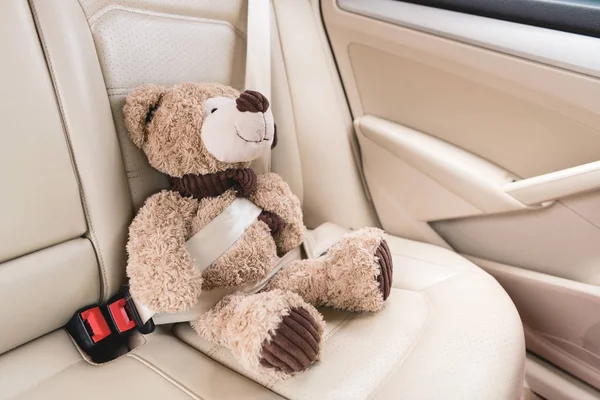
xmin=376 ymin=240 xmax=393 ymax=301
xmin=259 ymin=307 xmax=321 ymax=374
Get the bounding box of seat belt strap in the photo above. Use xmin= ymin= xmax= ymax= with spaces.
xmin=302 ymin=222 xmax=349 ymax=260
xmin=135 ymin=222 xmax=349 ymax=326
xmin=133 ymin=197 xmax=263 ymax=324
xmin=247 ymin=0 xmax=272 ymax=174
xmin=66 ymin=222 xmax=349 ymax=353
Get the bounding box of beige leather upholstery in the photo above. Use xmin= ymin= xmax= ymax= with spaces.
xmin=0 ymin=328 xmax=282 ymax=400
xmin=0 ymin=0 xmax=525 ymax=399
xmin=174 ymin=233 xmax=526 ymax=400
xmin=30 ymin=0 xmax=136 ymax=301
xmin=81 ymin=0 xmax=247 ymax=209
xmin=0 ymin=0 xmax=100 ymax=354
xmin=0 ymin=240 xmax=100 ymax=355
xmin=0 ymin=0 xmax=87 ymax=264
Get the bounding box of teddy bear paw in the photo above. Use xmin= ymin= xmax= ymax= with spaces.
xmin=319 ymin=227 xmax=394 ymax=312
xmin=259 ymin=307 xmax=322 ymax=376
xmin=375 ymin=239 xmax=393 ymax=301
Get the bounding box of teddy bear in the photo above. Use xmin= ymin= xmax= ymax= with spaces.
xmin=122 ymin=82 xmax=393 ymax=378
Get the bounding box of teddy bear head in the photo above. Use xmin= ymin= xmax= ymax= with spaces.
xmin=123 ymin=82 xmax=276 ymax=177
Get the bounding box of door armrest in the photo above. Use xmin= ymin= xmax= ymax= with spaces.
xmin=504 ymin=161 xmax=600 ymax=205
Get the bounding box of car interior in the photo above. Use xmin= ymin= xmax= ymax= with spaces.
xmin=1 ymin=0 xmax=599 ymax=399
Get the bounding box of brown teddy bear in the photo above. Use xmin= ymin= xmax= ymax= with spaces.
xmin=123 ymin=82 xmax=393 ymax=378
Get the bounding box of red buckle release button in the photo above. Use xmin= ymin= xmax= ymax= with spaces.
xmin=108 ymin=298 xmax=136 ymax=333
xmin=80 ymin=306 xmax=111 ymax=343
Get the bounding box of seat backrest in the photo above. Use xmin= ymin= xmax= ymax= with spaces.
xmin=0 ymin=0 xmax=105 ymax=354
xmin=67 ymin=0 xmax=378 ymax=229
xmin=0 ymin=0 xmax=378 ymax=356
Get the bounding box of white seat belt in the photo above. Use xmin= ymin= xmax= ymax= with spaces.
xmin=135 ymin=221 xmax=349 ymax=325
xmin=246 ymin=0 xmax=272 ymax=174
xmin=135 ymin=1 xmax=274 ymax=324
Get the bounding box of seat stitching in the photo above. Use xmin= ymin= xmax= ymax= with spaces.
xmin=391 ymin=251 xmax=474 ymax=271
xmin=127 ymin=353 xmax=202 ymax=400
xmin=207 ymin=344 xmax=220 ymax=357
xmin=367 ymin=291 xmax=434 ymax=400
xmin=12 ymin=359 xmax=88 ymax=398
xmin=87 ymin=6 xmax=245 ymax=37
xmin=28 ymin=0 xmax=109 ymax=302
xmin=67 ymin=331 xmax=148 ymax=366
xmin=323 ymin=313 xmax=355 ymax=342
xmin=415 ymin=272 xmax=464 ymax=292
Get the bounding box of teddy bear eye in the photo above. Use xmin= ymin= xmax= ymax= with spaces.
xmin=211 ymin=108 xmax=218 ymax=114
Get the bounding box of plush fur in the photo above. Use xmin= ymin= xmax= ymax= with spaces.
xmin=123 ymin=82 xmax=247 ymax=176
xmin=124 ymin=82 xmax=393 ymax=379
xmin=248 ymin=172 xmax=305 ymax=254
xmin=127 ymin=190 xmax=201 ymax=313
xmin=267 ymin=228 xmax=387 ymax=312
xmin=201 ymin=220 xmax=277 ymax=290
xmin=193 ymin=289 xmax=325 ymax=380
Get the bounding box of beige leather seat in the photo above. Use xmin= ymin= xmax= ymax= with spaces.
xmin=175 ymin=234 xmax=526 ymax=399
xmin=0 ymin=0 xmax=525 ymax=399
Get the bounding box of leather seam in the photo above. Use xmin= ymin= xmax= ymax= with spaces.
xmin=368 ymin=291 xmax=434 ymax=400
xmin=127 ymin=353 xmax=203 ymax=400
xmin=391 ymin=251 xmax=474 ymax=271
xmin=207 ymin=344 xmax=220 ymax=357
xmin=418 ymin=271 xmax=466 ymax=292
xmin=14 ymin=359 xmax=87 ymax=398
xmin=323 ymin=313 xmax=355 ymax=342
xmin=87 ymin=5 xmax=246 ymax=38
xmin=28 ymin=0 xmax=109 ymax=302
xmin=68 ymin=330 xmax=149 ymax=366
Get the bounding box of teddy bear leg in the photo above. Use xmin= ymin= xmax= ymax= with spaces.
xmin=268 ymin=227 xmax=392 ymax=312
xmin=320 ymin=227 xmax=393 ymax=312
xmin=192 ymin=289 xmax=325 ymax=379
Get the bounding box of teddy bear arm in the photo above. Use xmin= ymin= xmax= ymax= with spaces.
xmin=127 ymin=191 xmax=202 ymax=313
xmin=249 ymin=172 xmax=305 ymax=254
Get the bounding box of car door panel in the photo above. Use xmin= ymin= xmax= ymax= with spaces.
xmin=320 ymin=0 xmax=600 ymax=396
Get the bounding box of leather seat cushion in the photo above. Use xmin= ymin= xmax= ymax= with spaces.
xmin=173 ymin=234 xmax=526 ymax=400
xmin=0 ymin=235 xmax=525 ymax=400
xmin=0 ymin=329 xmax=282 ymax=400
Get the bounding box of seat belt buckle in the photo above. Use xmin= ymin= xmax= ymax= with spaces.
xmin=106 ymin=285 xmax=155 ymax=335
xmin=66 ymin=305 xmax=112 ymax=352
xmin=107 ymin=297 xmax=137 ymax=334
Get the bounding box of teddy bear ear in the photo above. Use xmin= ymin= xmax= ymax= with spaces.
xmin=123 ymin=84 xmax=166 ymax=148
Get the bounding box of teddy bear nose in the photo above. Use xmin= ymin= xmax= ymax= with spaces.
xmin=236 ymin=90 xmax=270 ymax=113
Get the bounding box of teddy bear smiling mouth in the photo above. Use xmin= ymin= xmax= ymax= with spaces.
xmin=235 ymin=125 xmax=270 ymax=143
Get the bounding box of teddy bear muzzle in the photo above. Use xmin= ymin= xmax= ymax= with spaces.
xmin=202 ymin=91 xmax=276 ymax=163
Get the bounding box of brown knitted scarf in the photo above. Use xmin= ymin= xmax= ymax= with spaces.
xmin=170 ymin=168 xmax=257 ymax=199
xmin=170 ymin=168 xmax=286 ymax=235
